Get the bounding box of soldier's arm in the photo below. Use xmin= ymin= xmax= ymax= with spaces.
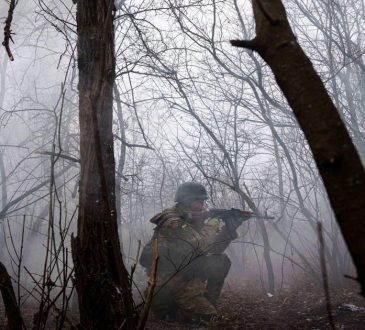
xmin=209 ymin=224 xmax=239 ymax=254
xmin=158 ymin=217 xmax=219 ymax=255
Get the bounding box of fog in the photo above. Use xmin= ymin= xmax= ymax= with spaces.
xmin=0 ymin=0 xmax=364 ymax=327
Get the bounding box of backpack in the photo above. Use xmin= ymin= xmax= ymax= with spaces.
xmin=139 ymin=209 xmax=180 ymax=269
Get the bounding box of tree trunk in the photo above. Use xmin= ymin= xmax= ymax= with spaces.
xmin=0 ymin=152 xmax=7 ymax=258
xmin=232 ymin=0 xmax=365 ymax=295
xmin=257 ymin=218 xmax=275 ymax=294
xmin=0 ymin=262 xmax=23 ymax=330
xmin=71 ymin=1 xmax=136 ymax=328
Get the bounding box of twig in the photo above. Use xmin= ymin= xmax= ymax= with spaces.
xmin=2 ymin=0 xmax=17 ymax=61
xmin=0 ymin=165 xmax=72 ymax=220
xmin=129 ymin=240 xmax=141 ymax=286
xmin=344 ymin=274 xmax=358 ymax=282
xmin=35 ymin=151 xmax=80 ymax=163
xmin=317 ymin=222 xmax=335 ymax=330
xmin=137 ymin=239 xmax=159 ymax=330
xmin=17 ymin=215 xmax=26 ymax=306
xmin=114 ymin=134 xmax=155 ymax=150
xmin=24 ymin=265 xmax=76 ymax=328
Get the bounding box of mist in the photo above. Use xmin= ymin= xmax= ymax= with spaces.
xmin=0 ymin=0 xmax=365 ymax=328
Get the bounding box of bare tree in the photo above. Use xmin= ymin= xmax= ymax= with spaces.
xmin=231 ymin=0 xmax=365 ymax=295
xmin=70 ymin=1 xmax=136 ymax=328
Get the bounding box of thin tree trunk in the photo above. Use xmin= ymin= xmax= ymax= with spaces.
xmin=257 ymin=218 xmax=275 ymax=294
xmin=236 ymin=187 xmax=275 ymax=294
xmin=0 ymin=152 xmax=7 ymax=257
xmin=114 ymin=85 xmax=127 ymax=246
xmin=232 ymin=0 xmax=365 ymax=295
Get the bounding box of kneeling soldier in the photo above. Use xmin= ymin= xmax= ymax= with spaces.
xmin=140 ymin=182 xmax=246 ymax=323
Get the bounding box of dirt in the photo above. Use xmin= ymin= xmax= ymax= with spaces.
xmin=1 ymin=280 xmax=365 ymax=329
xmin=146 ymin=281 xmax=365 ymax=330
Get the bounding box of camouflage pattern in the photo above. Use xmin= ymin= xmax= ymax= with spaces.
xmin=146 ymin=206 xmax=236 ymax=322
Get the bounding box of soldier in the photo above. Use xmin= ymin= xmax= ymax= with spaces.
xmin=140 ymin=182 xmax=245 ymax=323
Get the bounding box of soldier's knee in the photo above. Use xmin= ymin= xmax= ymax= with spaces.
xmin=204 ymin=253 xmax=231 ymax=278
xmin=220 ymin=253 xmax=231 ymax=271
xmin=213 ymin=253 xmax=231 ymax=274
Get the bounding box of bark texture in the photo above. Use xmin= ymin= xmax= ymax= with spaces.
xmin=0 ymin=262 xmax=23 ymax=330
xmin=72 ymin=1 xmax=136 ymax=328
xmin=232 ymin=0 xmax=365 ymax=295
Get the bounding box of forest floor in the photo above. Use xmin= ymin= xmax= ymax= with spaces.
xmin=0 ymin=280 xmax=364 ymax=329
xmin=146 ymin=280 xmax=365 ymax=330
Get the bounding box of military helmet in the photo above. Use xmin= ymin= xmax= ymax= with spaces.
xmin=174 ymin=182 xmax=208 ymax=204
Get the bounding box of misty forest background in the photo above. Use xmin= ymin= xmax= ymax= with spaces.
xmin=0 ymin=0 xmax=364 ymax=328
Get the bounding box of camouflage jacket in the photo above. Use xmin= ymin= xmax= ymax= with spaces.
xmin=140 ymin=206 xmax=237 ymax=276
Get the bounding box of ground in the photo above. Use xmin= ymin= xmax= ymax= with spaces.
xmin=146 ymin=280 xmax=365 ymax=330
xmin=1 ymin=280 xmax=365 ymax=329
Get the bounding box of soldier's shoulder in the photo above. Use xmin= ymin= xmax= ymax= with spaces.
xmin=162 ymin=216 xmax=184 ymax=229
xmin=150 ymin=207 xmax=182 ymax=225
xmin=149 ymin=212 xmax=164 ymax=224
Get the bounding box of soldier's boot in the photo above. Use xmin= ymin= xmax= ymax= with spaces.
xmin=204 ymin=254 xmax=231 ymax=306
xmin=205 ymin=280 xmax=224 ymax=306
xmin=175 ymin=308 xmax=216 ymax=324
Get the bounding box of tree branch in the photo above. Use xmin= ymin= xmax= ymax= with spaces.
xmin=230 ymin=38 xmax=260 ymax=51
xmin=2 ymin=0 xmax=17 ymax=61
xmin=0 ymin=165 xmax=72 ymax=220
xmin=114 ymin=134 xmax=155 ymax=150
xmin=36 ymin=151 xmax=80 ymax=163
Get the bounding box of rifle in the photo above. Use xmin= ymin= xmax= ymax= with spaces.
xmin=183 ymin=208 xmax=274 ymax=223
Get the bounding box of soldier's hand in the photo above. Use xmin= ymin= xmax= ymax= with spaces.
xmin=207 ymin=218 xmax=220 ymax=230
xmin=223 ymin=216 xmax=244 ymax=231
